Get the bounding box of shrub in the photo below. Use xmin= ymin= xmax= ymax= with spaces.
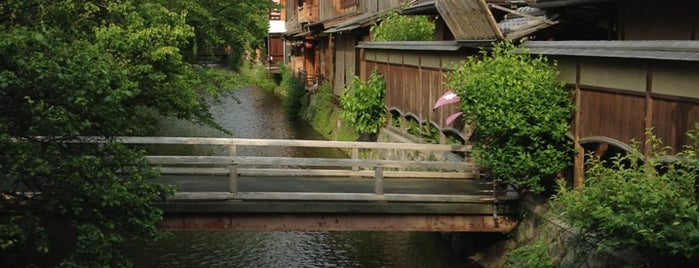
xmin=446 ymin=41 xmax=573 ymax=193
xmin=552 ymin=129 xmax=699 ymax=264
xmin=339 ymin=69 xmax=387 ymax=135
xmin=372 ymin=10 xmax=435 ymax=41
xmin=278 ymin=64 xmax=307 ymax=118
xmin=505 ymin=240 xmax=556 ymax=268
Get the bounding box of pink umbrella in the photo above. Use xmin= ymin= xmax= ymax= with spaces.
xmin=445 ymin=112 xmax=463 ymax=126
xmin=433 ymin=90 xmax=460 ymax=109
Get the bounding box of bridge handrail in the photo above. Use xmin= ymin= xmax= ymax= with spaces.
xmin=146 ymin=156 xmax=475 ymax=171
xmin=78 ymin=136 xmax=472 ymax=152
xmin=64 ymin=136 xmax=498 ymax=202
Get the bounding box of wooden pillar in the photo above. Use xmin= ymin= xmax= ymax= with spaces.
xmin=644 ymin=65 xmax=654 ymax=158
xmin=351 ymin=145 xmax=359 ymax=172
xmin=328 ymin=33 xmax=335 ymax=91
xmin=573 ymin=60 xmax=585 ymax=188
xmin=229 ymin=145 xmax=238 ymax=193
xmin=374 ymin=166 xmax=384 ymax=195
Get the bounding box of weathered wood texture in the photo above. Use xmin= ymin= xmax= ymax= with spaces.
xmin=333 ymin=34 xmax=357 ymax=95
xmin=99 ymin=136 xmax=493 ymax=203
xmin=560 ymin=57 xmax=699 ymax=152
xmin=364 ymin=49 xmax=469 ymax=131
xmin=435 ymin=0 xmax=503 ymax=40
xmin=363 ymin=46 xmax=699 ymax=154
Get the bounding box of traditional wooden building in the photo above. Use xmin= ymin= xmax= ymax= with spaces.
xmin=267 ymin=0 xmax=286 ymax=74
xmin=282 ymin=0 xmax=403 ymax=91
xmin=358 ymin=0 xmax=699 ymax=187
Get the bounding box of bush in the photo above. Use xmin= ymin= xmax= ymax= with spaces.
xmin=552 ymin=129 xmax=699 ymax=265
xmin=446 ymin=41 xmax=573 ymax=193
xmin=278 ymin=64 xmax=307 ymax=118
xmin=505 ymin=240 xmax=556 ymax=268
xmin=339 ymin=69 xmax=387 ymax=135
xmin=372 ymin=10 xmax=435 ymax=41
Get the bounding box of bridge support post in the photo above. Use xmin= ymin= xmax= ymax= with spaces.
xmin=229 ymin=145 xmax=237 ymax=193
xmin=374 ymin=166 xmax=384 ymax=195
xmin=229 ymin=164 xmax=238 ymax=193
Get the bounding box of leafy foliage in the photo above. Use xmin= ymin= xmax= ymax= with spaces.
xmin=552 ymin=129 xmax=699 ymax=264
xmin=505 ymin=240 xmax=556 ymax=268
xmin=372 ymin=10 xmax=435 ymax=41
xmin=446 ymin=41 xmax=573 ymax=193
xmin=340 ymin=69 xmax=387 ymax=135
xmin=278 ymin=64 xmax=308 ymax=118
xmin=153 ymin=0 xmax=275 ymax=68
xmin=0 ymin=0 xmax=267 ymax=266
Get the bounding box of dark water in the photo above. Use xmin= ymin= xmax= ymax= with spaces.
xmin=124 ymin=86 xmax=471 ymax=267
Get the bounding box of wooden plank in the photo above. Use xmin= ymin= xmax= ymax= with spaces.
xmin=158 ymin=214 xmax=518 ymax=232
xmin=156 ymin=167 xmax=476 ymax=179
xmin=158 ymin=167 xmax=230 ymax=175
xmin=170 ymin=191 xmax=515 ymax=203
xmin=107 ymin=136 xmax=471 ymax=152
xmin=238 ymin=169 xmax=476 ymax=179
xmin=435 ymin=0 xmax=503 ymax=40
xmin=232 ymin=156 xmax=476 ymax=170
xmin=147 ymin=156 xmax=235 ymax=165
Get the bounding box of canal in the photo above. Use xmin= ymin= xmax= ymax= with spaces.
xmin=123 ymin=85 xmax=474 ymax=267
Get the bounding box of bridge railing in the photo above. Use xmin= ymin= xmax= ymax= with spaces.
xmin=79 ymin=136 xmax=514 ymax=203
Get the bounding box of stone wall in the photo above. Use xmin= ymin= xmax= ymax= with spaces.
xmin=465 ymin=194 xmax=639 ymax=267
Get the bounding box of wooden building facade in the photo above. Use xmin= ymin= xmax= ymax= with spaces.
xmin=357 ymin=0 xmax=699 ymax=187
xmin=282 ymin=0 xmax=403 ymax=90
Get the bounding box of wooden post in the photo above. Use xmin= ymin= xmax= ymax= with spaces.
xmin=229 ymin=145 xmax=238 ymax=193
xmin=351 ymin=146 xmax=359 ymax=172
xmin=229 ymin=164 xmax=238 ymax=193
xmin=374 ymin=166 xmax=384 ymax=195
xmin=573 ymin=61 xmax=584 ymax=188
xmin=644 ymin=65 xmax=654 ymax=158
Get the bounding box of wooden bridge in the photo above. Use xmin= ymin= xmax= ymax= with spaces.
xmin=111 ymin=137 xmax=519 ymax=232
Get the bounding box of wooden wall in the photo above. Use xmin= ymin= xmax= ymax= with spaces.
xmin=362 ymin=48 xmax=699 ymax=153
xmin=362 ymin=48 xmax=474 ymax=132
xmin=555 ymin=56 xmax=699 ymax=152
xmin=333 ymin=34 xmax=358 ymax=96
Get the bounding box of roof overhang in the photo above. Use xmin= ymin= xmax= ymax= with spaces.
xmin=526 ymin=0 xmax=614 ymax=8
xmin=400 ymin=0 xmax=436 ymax=15
xmin=357 ymin=40 xmax=494 ymax=51
xmin=522 ymin=41 xmax=699 ymax=62
xmin=323 ymin=11 xmax=383 ymax=34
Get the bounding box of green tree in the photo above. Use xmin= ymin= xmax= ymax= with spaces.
xmin=156 ymin=0 xmax=276 ymax=68
xmin=552 ymin=130 xmax=699 ymax=265
xmin=372 ymin=10 xmax=435 ymax=41
xmin=0 ymin=0 xmax=267 ymax=266
xmin=340 ymin=69 xmax=387 ymax=136
xmin=446 ymin=42 xmax=573 ymax=194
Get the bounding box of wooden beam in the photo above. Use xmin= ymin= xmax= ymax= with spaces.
xmin=157 ymin=167 xmax=477 ymax=179
xmin=148 ymin=156 xmax=476 ymax=171
xmin=158 ymin=214 xmax=518 ymax=232
xmin=169 ymin=191 xmax=518 ymax=203
xmin=573 ymin=60 xmax=584 ymax=188
xmin=108 ymin=136 xmax=473 ymax=152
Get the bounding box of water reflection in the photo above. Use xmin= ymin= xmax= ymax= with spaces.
xmin=125 ymin=231 xmax=467 ymax=268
